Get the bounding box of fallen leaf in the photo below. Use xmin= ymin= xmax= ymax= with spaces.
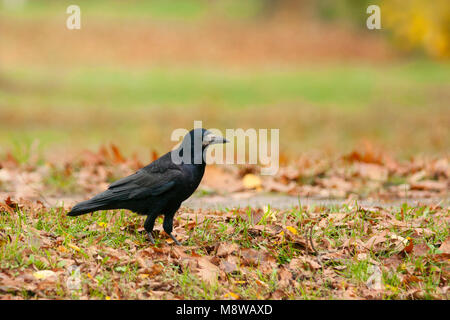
xmin=33 ymin=270 xmax=56 ymax=280
xmin=224 ymin=292 xmax=240 ymax=300
xmin=68 ymin=243 xmax=81 ymax=252
xmin=286 ymin=226 xmax=298 ymax=235
xmin=438 ymin=237 xmax=450 ymax=256
xmin=410 ymin=180 xmax=447 ymax=191
xmin=402 ymin=237 xmax=414 ymax=254
xmin=196 ymin=257 xmax=220 ymax=285
xmin=242 ymin=174 xmax=261 ymax=190
xmin=239 ymin=248 xmax=274 ymax=267
xmin=219 ymin=260 xmax=238 ymax=274
xmin=216 ymin=243 xmax=239 ymax=257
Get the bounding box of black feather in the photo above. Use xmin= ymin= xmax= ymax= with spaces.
xmin=67 ymin=128 xmax=227 ymax=245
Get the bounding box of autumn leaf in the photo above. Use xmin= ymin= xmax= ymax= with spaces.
xmin=402 ymin=237 xmax=414 ymax=254
xmin=286 ymin=226 xmax=298 ymax=235
xmin=110 ymin=144 xmax=125 ymax=163
xmin=216 ymin=243 xmax=239 ymax=257
xmin=196 ymin=257 xmax=220 ymax=285
xmin=224 ymin=292 xmax=240 ymax=300
xmin=68 ymin=243 xmax=81 ymax=252
xmin=242 ymin=174 xmax=261 ymax=190
xmin=437 ymin=237 xmax=450 ymax=258
xmin=33 ymin=270 xmax=57 ymax=280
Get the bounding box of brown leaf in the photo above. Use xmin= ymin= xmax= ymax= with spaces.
xmin=410 ymin=180 xmax=447 ymax=191
xmin=110 ymin=144 xmax=125 ymax=163
xmin=0 ymin=202 xmax=14 ymax=214
xmin=219 ymin=260 xmax=238 ymax=274
xmin=438 ymin=237 xmax=450 ymax=255
xmin=264 ymin=178 xmax=296 ymax=193
xmin=412 ymin=243 xmax=429 ymax=257
xmin=355 ymin=163 xmax=388 ymax=181
xmin=383 ymin=254 xmax=403 ymax=270
xmin=139 ymin=264 xmax=164 ymax=278
xmin=4 ymin=197 xmax=18 ymax=210
xmin=364 ymin=233 xmax=388 ymax=250
xmin=239 ymin=248 xmax=274 ymax=267
xmin=269 ymin=289 xmax=286 ymax=300
xmin=196 ymin=257 xmax=220 ymax=285
xmin=216 ymin=243 xmax=239 ymax=257
xmin=151 ymin=150 xmax=159 ymax=162
xmin=278 ymin=267 xmax=293 ymax=289
xmin=402 ymin=275 xmax=422 ymax=287
xmin=402 ymin=237 xmax=414 ymax=254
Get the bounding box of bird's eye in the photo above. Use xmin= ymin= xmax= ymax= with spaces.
xmin=202 ymin=133 xmax=214 ymax=146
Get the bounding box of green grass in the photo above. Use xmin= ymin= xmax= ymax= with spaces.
xmin=1 ymin=0 xmax=264 ymax=21
xmin=0 ymin=201 xmax=447 ymax=299
xmin=1 ymin=61 xmax=449 ymax=160
xmin=3 ymin=62 xmax=449 ymax=110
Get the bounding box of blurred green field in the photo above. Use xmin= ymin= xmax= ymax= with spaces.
xmin=0 ymin=0 xmax=449 ymax=162
xmin=1 ymin=0 xmax=266 ymax=21
xmin=1 ymin=61 xmax=449 ymax=160
xmin=3 ymin=62 xmax=449 ymax=109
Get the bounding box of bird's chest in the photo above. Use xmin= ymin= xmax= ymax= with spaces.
xmin=179 ymin=165 xmax=205 ymax=197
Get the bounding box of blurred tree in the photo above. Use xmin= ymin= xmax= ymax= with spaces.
xmin=382 ymin=0 xmax=450 ymax=59
xmin=315 ymin=0 xmax=375 ymax=25
xmin=3 ymin=0 xmax=27 ymax=9
xmin=262 ymin=0 xmax=312 ymax=19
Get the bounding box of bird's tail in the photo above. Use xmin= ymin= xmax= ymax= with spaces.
xmin=67 ymin=190 xmax=119 ymax=216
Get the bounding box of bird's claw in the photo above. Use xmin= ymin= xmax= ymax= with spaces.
xmin=147 ymin=231 xmax=155 ymax=245
xmin=148 ymin=231 xmax=181 ymax=246
xmin=169 ymin=233 xmax=182 ymax=246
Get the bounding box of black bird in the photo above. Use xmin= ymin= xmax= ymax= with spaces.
xmin=68 ymin=128 xmax=228 ymax=245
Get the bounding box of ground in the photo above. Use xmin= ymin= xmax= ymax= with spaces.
xmin=0 ymin=1 xmax=449 ymax=300
xmin=0 ymin=196 xmax=448 ymax=300
xmin=0 ymin=148 xmax=448 ymax=300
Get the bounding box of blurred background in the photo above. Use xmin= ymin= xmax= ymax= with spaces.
xmin=0 ymin=0 xmax=449 ymax=164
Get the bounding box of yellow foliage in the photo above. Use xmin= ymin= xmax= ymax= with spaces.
xmin=242 ymin=173 xmax=262 ymax=189
xmin=382 ymin=0 xmax=450 ymax=58
xmin=286 ymin=226 xmax=298 ymax=235
xmin=68 ymin=243 xmax=81 ymax=252
xmin=224 ymin=292 xmax=240 ymax=299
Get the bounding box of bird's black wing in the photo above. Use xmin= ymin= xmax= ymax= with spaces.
xmin=67 ymin=162 xmax=183 ymax=216
xmin=107 ymin=165 xmax=182 ymax=200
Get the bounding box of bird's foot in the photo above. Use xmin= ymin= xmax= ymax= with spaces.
xmin=147 ymin=231 xmax=155 ymax=245
xmin=168 ymin=233 xmax=182 ymax=246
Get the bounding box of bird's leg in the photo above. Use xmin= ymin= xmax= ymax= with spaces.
xmin=168 ymin=233 xmax=182 ymax=246
xmin=163 ymin=213 xmax=182 ymax=245
xmin=144 ymin=215 xmax=157 ymax=245
xmin=147 ymin=232 xmax=155 ymax=245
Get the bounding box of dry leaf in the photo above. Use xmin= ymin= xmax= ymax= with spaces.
xmin=196 ymin=257 xmax=220 ymax=285
xmin=217 ymin=243 xmax=239 ymax=257
xmin=242 ymin=174 xmax=262 ymax=190
xmin=33 ymin=270 xmax=57 ymax=281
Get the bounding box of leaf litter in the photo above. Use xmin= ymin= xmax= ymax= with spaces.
xmin=0 ymin=144 xmax=448 ymax=299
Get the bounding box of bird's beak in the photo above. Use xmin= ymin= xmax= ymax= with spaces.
xmin=212 ymin=135 xmax=229 ymax=144
xmin=203 ymin=133 xmax=229 ymax=146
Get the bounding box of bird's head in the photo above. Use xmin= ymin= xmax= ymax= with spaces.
xmin=174 ymin=128 xmax=228 ymax=165
xmin=184 ymin=128 xmax=228 ymax=149
xmin=201 ymin=128 xmax=229 ymax=148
